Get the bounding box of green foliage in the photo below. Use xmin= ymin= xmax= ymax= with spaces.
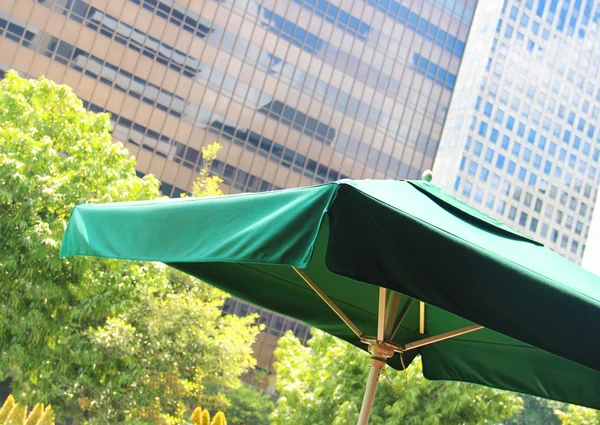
xmin=554 ymin=405 xmax=600 ymax=425
xmin=505 ymin=395 xmax=563 ymax=425
xmin=271 ymin=330 xmax=523 ymax=425
xmin=0 ymin=395 xmax=54 ymax=425
xmin=0 ymin=71 xmax=259 ymax=424
xmin=223 ymin=385 xmax=274 ymax=425
xmin=190 ymin=143 xmax=223 ymax=198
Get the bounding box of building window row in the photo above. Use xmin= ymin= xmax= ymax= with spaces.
xmin=0 ymin=16 xmax=355 ymax=185
xmin=363 ymin=0 xmax=468 ymax=57
xmin=83 ymin=101 xmax=282 ymax=193
xmin=129 ymin=0 xmax=447 ymax=149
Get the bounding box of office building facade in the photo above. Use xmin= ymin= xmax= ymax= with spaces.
xmin=0 ymin=0 xmax=475 ymax=377
xmin=434 ymin=0 xmax=600 ymax=264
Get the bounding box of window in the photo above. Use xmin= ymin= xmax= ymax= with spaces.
xmin=534 ymin=199 xmax=542 ymax=213
xmin=497 ymin=199 xmax=506 ymax=214
xmin=511 ymin=97 xmax=520 ymax=111
xmin=566 ymin=215 xmax=573 ymax=230
xmin=454 ymin=176 xmax=461 ymax=191
xmin=485 ymin=148 xmax=494 ymax=163
xmin=559 ymin=149 xmax=567 ymax=161
xmin=513 ymin=186 xmax=523 ymax=201
xmin=518 ymin=167 xmax=527 ymax=182
xmin=495 ymin=109 xmax=505 ymax=124
xmin=463 ymin=181 xmax=473 ymax=197
xmin=468 ymin=161 xmax=478 ymax=176
xmin=508 ymin=206 xmax=517 ymax=220
xmin=571 ymin=240 xmax=579 ymax=254
xmin=479 ymin=121 xmax=489 ymax=137
xmin=486 ymin=193 xmax=496 ymax=209
xmin=530 ymin=217 xmax=538 ymax=232
xmin=553 ymin=124 xmax=561 ymax=138
xmin=517 ymin=122 xmax=525 ymax=137
xmin=519 ymin=212 xmax=528 ymax=227
xmin=583 ymin=143 xmax=590 ymax=155
xmin=480 ymin=167 xmax=490 ymax=183
xmin=512 ymin=142 xmax=521 ymax=156
xmin=542 ymin=117 xmax=551 ymax=131
xmin=508 ymin=160 xmax=516 ymax=175
xmin=528 ymin=173 xmax=537 ymax=187
xmin=496 ymin=154 xmax=506 ymax=169
xmin=507 ymin=116 xmax=515 ymax=130
xmin=490 ymin=128 xmax=499 ymax=143
xmin=501 ymin=135 xmax=510 ymax=150
xmin=491 ymin=174 xmax=501 ymax=188
xmin=560 ymin=191 xmax=568 ymax=205
xmin=484 ymin=102 xmax=493 ymax=117
xmin=474 ymin=188 xmax=484 ymax=204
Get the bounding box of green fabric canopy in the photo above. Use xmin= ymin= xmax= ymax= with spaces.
xmin=61 ymin=179 xmax=600 ymax=409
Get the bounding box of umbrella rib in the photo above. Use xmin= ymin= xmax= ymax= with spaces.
xmin=237 ymin=264 xmax=381 ymax=318
xmin=384 ymin=291 xmax=402 ymax=339
xmin=378 ymin=288 xmax=386 ymax=341
xmin=402 ymin=324 xmax=484 ymax=351
xmin=389 ymin=298 xmax=414 ymax=340
xmin=293 ymin=267 xmax=364 ymax=339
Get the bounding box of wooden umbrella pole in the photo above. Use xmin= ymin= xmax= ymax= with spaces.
xmin=357 ymin=356 xmax=386 ymax=425
xmin=357 ymin=288 xmax=397 ymax=425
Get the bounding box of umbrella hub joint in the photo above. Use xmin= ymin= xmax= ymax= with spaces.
xmin=366 ymin=340 xmax=395 ymax=368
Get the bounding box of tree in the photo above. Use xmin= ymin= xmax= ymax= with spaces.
xmin=0 ymin=71 xmax=259 ymax=424
xmin=505 ymin=395 xmax=563 ymax=425
xmin=554 ymin=405 xmax=600 ymax=425
xmin=223 ymin=385 xmax=274 ymax=425
xmin=271 ymin=330 xmax=523 ymax=425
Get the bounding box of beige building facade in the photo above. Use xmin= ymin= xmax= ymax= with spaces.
xmin=0 ymin=0 xmax=476 ymax=382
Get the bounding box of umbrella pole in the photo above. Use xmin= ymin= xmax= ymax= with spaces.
xmin=357 ymin=356 xmax=386 ymax=425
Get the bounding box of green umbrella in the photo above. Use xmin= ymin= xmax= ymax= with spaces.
xmin=61 ymin=179 xmax=600 ymax=424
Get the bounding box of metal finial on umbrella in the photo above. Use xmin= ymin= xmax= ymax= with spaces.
xmin=422 ymin=170 xmax=433 ymax=182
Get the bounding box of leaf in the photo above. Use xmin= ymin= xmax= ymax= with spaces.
xmin=0 ymin=395 xmax=16 ymax=423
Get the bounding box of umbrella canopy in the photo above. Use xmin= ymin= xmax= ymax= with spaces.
xmin=61 ymin=179 xmax=600 ymax=418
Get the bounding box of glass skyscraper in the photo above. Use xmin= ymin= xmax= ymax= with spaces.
xmin=0 ymin=0 xmax=476 ymax=381
xmin=434 ymin=0 xmax=600 ymax=264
